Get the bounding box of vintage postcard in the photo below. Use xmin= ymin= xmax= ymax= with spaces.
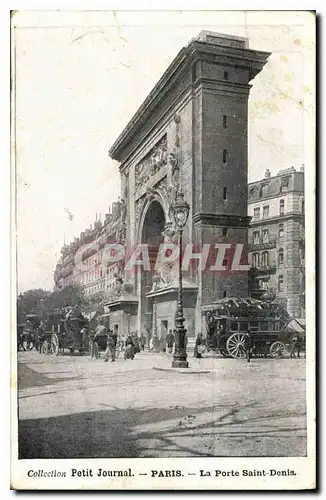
xmin=10 ymin=9 xmax=316 ymax=490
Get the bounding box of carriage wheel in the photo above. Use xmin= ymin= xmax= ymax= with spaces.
xmin=226 ymin=333 xmax=248 ymax=359
xmin=270 ymin=341 xmax=285 ymax=358
xmin=51 ymin=333 xmax=60 ymax=356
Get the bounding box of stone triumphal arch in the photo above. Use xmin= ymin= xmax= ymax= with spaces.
xmin=103 ymin=31 xmax=270 ymax=343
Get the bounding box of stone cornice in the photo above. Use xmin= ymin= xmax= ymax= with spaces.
xmin=249 ymin=213 xmax=305 ymax=226
xmin=109 ymin=37 xmax=270 ymax=162
xmin=146 ymin=282 xmax=198 ymax=298
xmin=198 ymin=78 xmax=251 ymax=97
xmin=193 ymin=213 xmax=252 ymax=227
xmin=102 ymin=296 xmax=139 ymax=308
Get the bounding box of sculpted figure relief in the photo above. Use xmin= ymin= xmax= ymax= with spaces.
xmin=135 ymin=135 xmax=168 ymax=193
xmin=152 ymin=222 xmax=179 ymax=288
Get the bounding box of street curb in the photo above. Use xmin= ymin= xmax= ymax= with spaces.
xmin=152 ymin=367 xmax=211 ymax=374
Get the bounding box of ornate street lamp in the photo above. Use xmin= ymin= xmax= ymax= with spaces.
xmin=170 ymin=190 xmax=190 ymax=368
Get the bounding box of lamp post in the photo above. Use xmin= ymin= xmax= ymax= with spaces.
xmin=170 ymin=190 xmax=190 ymax=368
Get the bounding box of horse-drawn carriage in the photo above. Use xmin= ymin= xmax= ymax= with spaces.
xmin=202 ymin=297 xmax=291 ymax=359
xmin=38 ymin=309 xmax=89 ymax=356
xmin=17 ymin=314 xmax=41 ymax=351
xmin=51 ymin=311 xmax=89 ymax=356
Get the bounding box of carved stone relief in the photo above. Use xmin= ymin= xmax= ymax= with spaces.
xmin=119 ymin=173 xmax=129 ymax=244
xmin=169 ymin=114 xmax=182 ymax=196
xmin=135 ymin=135 xmax=168 ymax=195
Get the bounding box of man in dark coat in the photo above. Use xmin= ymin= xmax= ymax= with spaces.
xmin=104 ymin=329 xmax=117 ymax=362
xmin=166 ymin=330 xmax=175 ymax=354
xmin=124 ymin=334 xmax=135 ymax=360
xmin=139 ymin=333 xmax=146 ymax=351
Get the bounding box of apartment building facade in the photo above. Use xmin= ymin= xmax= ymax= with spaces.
xmin=53 ymin=200 xmax=124 ymax=302
xmin=248 ymin=166 xmax=305 ymax=317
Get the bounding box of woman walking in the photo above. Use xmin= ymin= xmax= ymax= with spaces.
xmin=194 ymin=333 xmax=205 ymax=359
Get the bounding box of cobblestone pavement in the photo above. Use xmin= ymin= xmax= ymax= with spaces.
xmin=17 ymin=350 xmax=306 ymax=459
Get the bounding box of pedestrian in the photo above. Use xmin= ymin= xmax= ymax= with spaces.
xmin=89 ymin=328 xmax=98 ymax=359
xmin=245 ymin=330 xmax=252 ymax=363
xmin=133 ymin=333 xmax=141 ymax=354
xmin=166 ymin=329 xmax=175 ymax=354
xmin=194 ymin=332 xmax=205 ymax=358
xmin=216 ymin=322 xmax=225 ymax=354
xmin=290 ymin=335 xmax=299 ymax=359
xmin=91 ymin=320 xmax=106 ymax=359
xmin=37 ymin=323 xmax=46 ymax=354
xmin=124 ymin=333 xmax=135 ymax=360
xmin=139 ymin=333 xmax=146 ymax=351
xmin=104 ymin=329 xmax=117 ymax=362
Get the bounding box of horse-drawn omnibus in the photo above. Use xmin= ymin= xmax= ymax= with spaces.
xmin=202 ymin=297 xmax=290 ymax=359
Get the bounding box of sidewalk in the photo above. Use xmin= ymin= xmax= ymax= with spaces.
xmin=140 ymin=350 xmax=305 ymax=377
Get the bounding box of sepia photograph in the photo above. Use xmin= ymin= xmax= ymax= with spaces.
xmin=10 ymin=8 xmax=315 ymax=490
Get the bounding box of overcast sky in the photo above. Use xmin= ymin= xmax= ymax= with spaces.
xmin=13 ymin=10 xmax=314 ymax=292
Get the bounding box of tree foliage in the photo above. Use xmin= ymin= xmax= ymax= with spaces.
xmin=17 ymin=289 xmax=52 ymax=324
xmin=17 ymin=284 xmax=104 ymax=324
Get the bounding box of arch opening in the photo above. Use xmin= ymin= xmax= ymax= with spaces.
xmin=139 ymin=200 xmax=166 ymax=338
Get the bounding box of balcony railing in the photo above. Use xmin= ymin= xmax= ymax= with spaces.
xmin=250 ymin=265 xmax=277 ymax=275
xmin=248 ymin=240 xmax=277 ymax=251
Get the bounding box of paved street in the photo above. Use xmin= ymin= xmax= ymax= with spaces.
xmin=17 ymin=350 xmax=306 ymax=459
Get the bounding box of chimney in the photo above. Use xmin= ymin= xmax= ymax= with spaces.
xmin=300 ymin=164 xmax=305 ymax=172
xmin=265 ymin=169 xmax=271 ymax=178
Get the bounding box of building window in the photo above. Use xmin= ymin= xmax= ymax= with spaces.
xmin=279 ymin=223 xmax=284 ymax=239
xmin=223 ymin=149 xmax=228 ymax=164
xmin=261 ymin=251 xmax=269 ymax=267
xmin=253 ymin=252 xmax=260 ymax=268
xmin=262 ymin=229 xmax=269 ymax=243
xmin=223 ymin=187 xmax=227 ymax=200
xmin=280 ymin=176 xmax=290 ymax=193
xmin=253 ymin=230 xmax=260 ymax=245
xmin=301 ymin=199 xmax=305 ymax=214
xmin=222 ymin=227 xmax=228 ymax=237
xmin=260 ymin=184 xmax=269 ymax=197
xmin=223 ymin=290 xmax=227 ymax=298
xmin=263 ymin=205 xmax=269 ymax=219
xmin=278 ymin=275 xmax=284 ymax=292
xmin=223 ymin=115 xmax=227 ymax=129
xmin=278 ymin=248 xmax=284 ymax=265
xmin=253 ymin=207 xmax=260 ymax=220
xmin=280 ymin=199 xmax=285 ymax=215
xmin=224 ymin=71 xmax=229 ymax=80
